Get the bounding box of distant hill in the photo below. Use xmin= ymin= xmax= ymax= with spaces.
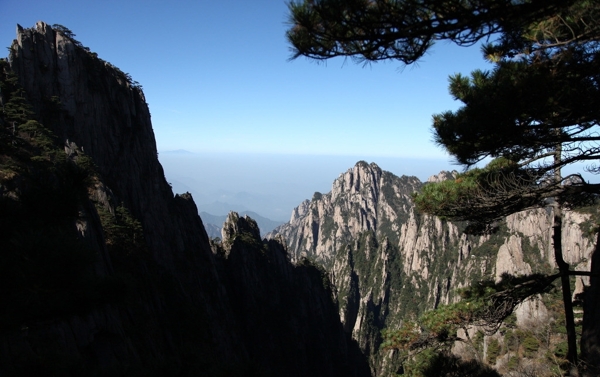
xmin=159 ymin=149 xmax=194 ymax=154
xmin=200 ymin=211 xmax=284 ymax=238
xmin=197 ymin=201 xmax=250 ymax=217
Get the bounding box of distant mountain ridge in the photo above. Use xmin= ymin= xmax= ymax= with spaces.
xmin=159 ymin=149 xmax=194 ymax=154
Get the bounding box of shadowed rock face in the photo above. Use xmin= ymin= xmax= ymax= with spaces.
xmin=10 ymin=22 xmax=181 ymax=267
xmin=0 ymin=22 xmax=370 ymax=377
xmin=216 ymin=212 xmax=371 ymax=377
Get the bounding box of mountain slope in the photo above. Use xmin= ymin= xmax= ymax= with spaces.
xmin=0 ymin=22 xmax=369 ymax=377
xmin=269 ymin=161 xmax=599 ymax=376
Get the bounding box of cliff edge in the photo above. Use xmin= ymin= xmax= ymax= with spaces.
xmin=0 ymin=22 xmax=368 ymax=377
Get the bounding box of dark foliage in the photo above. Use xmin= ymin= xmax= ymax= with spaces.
xmin=419 ymin=352 xmax=501 ymax=377
xmin=287 ymin=0 xmax=577 ymax=64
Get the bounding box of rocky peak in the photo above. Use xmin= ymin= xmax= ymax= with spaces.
xmin=333 ymin=161 xmax=382 ymax=195
xmin=427 ymin=170 xmax=458 ymax=183
xmin=269 ymin=160 xmax=421 ymax=266
xmin=222 ymin=212 xmax=261 ymax=241
xmin=220 ymin=211 xmax=262 ymax=255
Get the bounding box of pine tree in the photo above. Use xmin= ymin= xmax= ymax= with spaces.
xmin=287 ymin=0 xmax=600 ymax=372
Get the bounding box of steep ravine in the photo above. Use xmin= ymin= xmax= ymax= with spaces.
xmin=0 ymin=22 xmax=369 ymax=377
xmin=269 ymin=161 xmax=600 ymax=376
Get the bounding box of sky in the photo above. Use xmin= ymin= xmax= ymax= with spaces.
xmin=1 ymin=0 xmax=499 ymax=221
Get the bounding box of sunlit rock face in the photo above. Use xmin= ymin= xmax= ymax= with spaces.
xmin=270 ymin=161 xmax=597 ymax=375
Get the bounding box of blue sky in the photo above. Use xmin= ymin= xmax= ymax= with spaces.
xmin=1 ymin=0 xmax=499 ymax=220
xmin=0 ymin=0 xmax=492 ymax=158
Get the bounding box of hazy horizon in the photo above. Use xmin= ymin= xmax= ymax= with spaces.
xmin=159 ymin=151 xmax=459 ymax=222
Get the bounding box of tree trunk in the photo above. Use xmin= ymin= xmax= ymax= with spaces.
xmin=581 ymin=232 xmax=600 ymax=376
xmin=553 ymin=203 xmax=578 ymax=366
xmin=553 ymin=142 xmax=578 ymax=368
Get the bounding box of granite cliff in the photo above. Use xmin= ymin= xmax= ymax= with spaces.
xmin=269 ymin=161 xmax=600 ymax=376
xmin=0 ymin=22 xmax=369 ymax=377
